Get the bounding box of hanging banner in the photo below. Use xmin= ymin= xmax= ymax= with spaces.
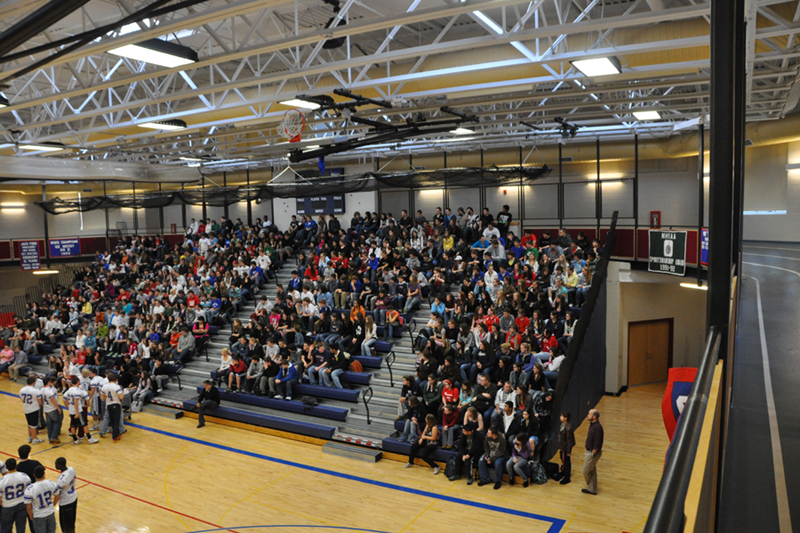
xmin=648 ymin=230 xmax=687 ymax=276
xmin=49 ymin=238 xmax=81 ymax=258
xmin=19 ymin=240 xmax=41 ymax=271
xmin=700 ymin=228 xmax=709 ymax=266
xmin=662 ymin=367 xmax=698 ymax=441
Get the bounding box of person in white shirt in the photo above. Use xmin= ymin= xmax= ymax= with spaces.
xmin=63 ymin=377 xmax=98 ymax=445
xmin=88 ymin=368 xmax=107 ymax=432
xmin=54 ymin=458 xmax=78 ymax=533
xmin=74 ymin=330 xmax=86 ymax=350
xmin=41 ymin=377 xmax=63 ymax=444
xmin=198 ymin=235 xmax=211 ymax=254
xmin=20 ymin=377 xmax=44 ymax=445
xmin=24 ymin=465 xmax=59 ymax=533
xmin=101 ymin=372 xmax=125 ymax=442
xmin=0 ymin=458 xmax=32 ymax=533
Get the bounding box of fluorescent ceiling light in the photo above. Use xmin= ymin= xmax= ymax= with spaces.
xmin=180 ymin=156 xmax=203 ymax=162
xmin=680 ymin=283 xmax=708 ymax=291
xmin=451 ymin=127 xmax=474 ymax=135
xmin=139 ymin=119 xmax=187 ymax=131
xmin=302 ymin=145 xmax=321 ymax=152
xmin=109 ymin=38 xmax=198 ymax=68
xmin=633 ymin=110 xmax=662 ymax=120
xmin=0 ymin=95 xmax=8 ymax=108
xmin=18 ymin=143 xmax=65 ymax=152
xmin=33 ymin=270 xmax=60 ymax=275
xmin=279 ymin=98 xmax=321 ymax=110
xmin=571 ymin=57 xmax=621 ymax=77
xmin=187 ymin=163 xmax=201 ymax=167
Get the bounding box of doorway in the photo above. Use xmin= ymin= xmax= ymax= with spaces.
xmin=628 ymin=318 xmax=673 ymax=386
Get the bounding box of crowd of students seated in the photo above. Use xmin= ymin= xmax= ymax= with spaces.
xmin=1 ymin=203 xmax=599 ymax=483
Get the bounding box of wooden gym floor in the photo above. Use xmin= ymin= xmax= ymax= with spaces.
xmin=0 ymin=380 xmax=668 ymax=533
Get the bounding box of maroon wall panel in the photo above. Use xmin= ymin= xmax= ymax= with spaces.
xmin=0 ymin=241 xmax=11 ymax=261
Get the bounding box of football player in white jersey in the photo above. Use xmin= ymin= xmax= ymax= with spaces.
xmin=0 ymin=458 xmax=32 ymax=533
xmin=23 ymin=465 xmax=59 ymax=533
xmin=55 ymin=457 xmax=78 ymax=533
xmin=62 ymin=377 xmax=98 ymax=445
xmin=19 ymin=376 xmax=44 ymax=444
xmin=88 ymin=368 xmax=107 ymax=431
xmin=42 ymin=376 xmax=63 ymax=444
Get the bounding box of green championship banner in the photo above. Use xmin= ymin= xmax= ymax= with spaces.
xmin=648 ymin=230 xmax=687 ymax=276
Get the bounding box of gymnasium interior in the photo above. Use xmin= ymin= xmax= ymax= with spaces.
xmin=0 ymin=0 xmax=798 ymax=532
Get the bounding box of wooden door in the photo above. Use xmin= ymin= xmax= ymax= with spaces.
xmin=628 ymin=319 xmax=673 ymax=386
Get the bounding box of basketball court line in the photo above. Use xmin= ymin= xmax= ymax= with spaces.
xmin=0 ymin=445 xmax=235 ymax=533
xmin=0 ymin=389 xmax=566 ymax=533
xmin=745 ymin=267 xmax=795 ymax=533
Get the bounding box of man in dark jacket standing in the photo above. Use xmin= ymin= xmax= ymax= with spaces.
xmin=451 ymin=422 xmax=484 ymax=484
xmin=581 ymin=409 xmax=604 ymax=494
xmin=196 ymin=380 xmax=219 ymax=428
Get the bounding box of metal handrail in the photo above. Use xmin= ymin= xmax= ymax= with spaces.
xmin=643 ymin=326 xmax=723 ymax=533
xmin=362 ymin=386 xmax=374 ymax=425
xmin=385 ymin=351 xmax=396 ymax=388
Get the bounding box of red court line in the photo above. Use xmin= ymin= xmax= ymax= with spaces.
xmin=0 ymin=449 xmax=237 ymax=533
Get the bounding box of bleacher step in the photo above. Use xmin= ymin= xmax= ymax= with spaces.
xmin=322 ymin=442 xmax=382 ymax=462
xmin=142 ymin=403 xmax=184 ymax=419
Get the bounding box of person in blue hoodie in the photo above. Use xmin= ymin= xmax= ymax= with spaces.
xmin=274 ymin=360 xmax=299 ymax=400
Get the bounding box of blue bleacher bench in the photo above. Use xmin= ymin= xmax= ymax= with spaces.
xmin=293 ymin=383 xmax=361 ymax=403
xmin=196 ymin=386 xmax=348 ymax=422
xmin=352 ymin=356 xmax=382 ymax=369
xmin=381 ymin=437 xmax=458 ymax=463
xmin=340 ymin=371 xmax=371 ymax=386
xmin=181 ymin=401 xmax=336 ymax=440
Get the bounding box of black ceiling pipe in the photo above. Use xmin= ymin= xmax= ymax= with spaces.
xmin=0 ymin=0 xmax=93 ymax=59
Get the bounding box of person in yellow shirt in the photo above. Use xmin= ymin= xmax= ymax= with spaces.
xmin=442 ymin=230 xmax=454 ymax=252
xmin=564 ymin=265 xmax=579 ymax=304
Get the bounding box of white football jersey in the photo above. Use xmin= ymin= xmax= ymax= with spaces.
xmin=102 ymin=383 xmax=123 ymax=406
xmin=41 ymin=386 xmax=60 ymax=414
xmin=23 ymin=480 xmax=59 ymax=518
xmin=55 ymin=467 xmax=77 ymax=506
xmin=63 ymin=387 xmax=88 ymax=416
xmin=19 ymin=386 xmax=42 ymax=414
xmin=0 ymin=472 xmax=31 ymax=508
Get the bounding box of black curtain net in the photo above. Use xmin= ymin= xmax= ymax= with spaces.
xmin=34 ymin=166 xmax=551 ymax=215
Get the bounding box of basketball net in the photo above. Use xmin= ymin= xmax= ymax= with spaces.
xmin=281 ymin=109 xmax=305 ymax=143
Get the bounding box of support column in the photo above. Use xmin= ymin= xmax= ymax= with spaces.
xmin=558 ymin=142 xmax=564 ymax=227
xmin=698 ymin=124 xmax=705 ymax=286
xmin=223 ymin=171 xmax=229 ymax=220
xmin=132 ymin=181 xmax=138 ymax=236
xmin=202 ymin=176 xmax=208 ymax=221
xmin=103 ymin=181 xmax=110 ymax=250
xmin=181 ymin=183 xmax=187 ymax=229
xmin=246 ymin=169 xmax=253 ymax=226
xmin=42 ymin=184 xmax=50 ymax=268
xmin=158 ymin=183 xmax=164 ymax=235
xmin=596 ymin=138 xmax=602 ymax=235
xmin=634 ymin=133 xmax=639 ymax=255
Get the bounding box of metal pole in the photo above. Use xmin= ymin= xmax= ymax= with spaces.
xmin=518 ymin=146 xmax=524 ymax=232
xmin=634 ymin=133 xmax=639 ymax=256
xmin=158 ymin=183 xmax=164 ymax=235
xmin=132 ymin=181 xmax=138 ymax=235
xmin=707 ymin=0 xmax=736 ymax=339
xmin=223 ymin=171 xmax=229 ymax=220
xmin=698 ymin=124 xmax=705 ymax=286
xmin=103 ymin=181 xmax=109 ymax=250
xmin=596 ymin=137 xmax=602 ymax=235
xmin=181 ymin=183 xmax=187 ymax=229
xmin=202 ymin=176 xmax=208 ymax=221
xmin=246 ymin=169 xmax=252 ymax=226
xmin=558 ymin=142 xmax=563 ymax=227
xmin=42 ymin=184 xmax=50 ymax=268
xmin=732 ymin=7 xmax=746 ymax=281
xmin=480 ymin=148 xmax=484 ymax=167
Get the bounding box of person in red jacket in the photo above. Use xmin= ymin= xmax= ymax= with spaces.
xmin=227 ymin=355 xmax=248 ymax=392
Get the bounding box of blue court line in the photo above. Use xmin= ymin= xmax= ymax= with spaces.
xmin=0 ymin=389 xmax=566 ymax=533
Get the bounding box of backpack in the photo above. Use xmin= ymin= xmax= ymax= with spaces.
xmin=445 ymin=456 xmax=460 ymax=480
xmin=531 ymin=462 xmax=548 ymax=485
xmin=301 ymin=396 xmax=319 ymax=410
xmin=131 ymin=399 xmax=144 ymax=413
xmin=349 ymin=360 xmax=363 ymax=373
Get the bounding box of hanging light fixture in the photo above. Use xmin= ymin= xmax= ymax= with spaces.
xmin=138 ymin=119 xmax=188 ymax=131
xmin=109 ymin=38 xmax=198 ymax=68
